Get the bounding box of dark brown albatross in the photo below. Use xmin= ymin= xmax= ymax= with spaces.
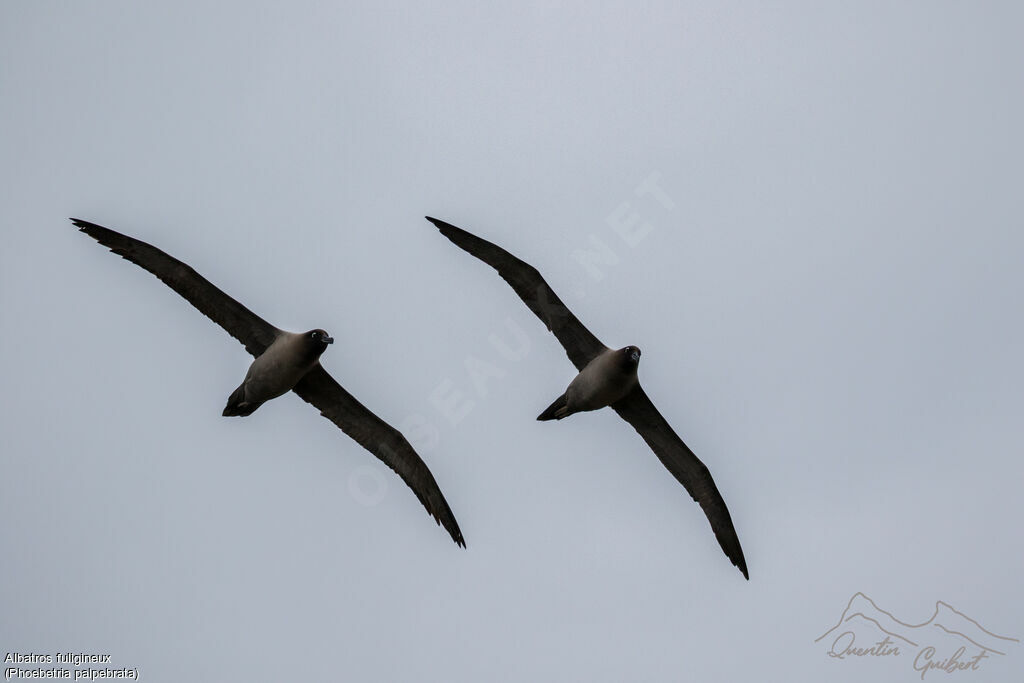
xmin=72 ymin=218 xmax=464 ymax=547
xmin=426 ymin=216 xmax=746 ymax=577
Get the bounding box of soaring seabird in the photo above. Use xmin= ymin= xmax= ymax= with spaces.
xmin=73 ymin=218 xmax=465 ymax=547
xmin=426 ymin=216 xmax=746 ymax=576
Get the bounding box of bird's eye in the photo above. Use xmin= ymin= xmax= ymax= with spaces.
xmin=311 ymin=332 xmax=318 ymax=339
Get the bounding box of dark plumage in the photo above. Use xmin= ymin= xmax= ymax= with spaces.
xmin=427 ymin=216 xmax=747 ymax=577
xmin=73 ymin=218 xmax=465 ymax=547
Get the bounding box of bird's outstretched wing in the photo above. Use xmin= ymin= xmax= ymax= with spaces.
xmin=72 ymin=218 xmax=281 ymax=357
xmin=293 ymin=365 xmax=466 ymax=547
xmin=426 ymin=217 xmax=606 ymax=371
xmin=613 ymin=386 xmax=748 ymax=579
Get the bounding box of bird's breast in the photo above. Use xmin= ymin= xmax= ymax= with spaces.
xmin=243 ymin=337 xmax=319 ymax=401
xmin=568 ymin=353 xmax=637 ymax=410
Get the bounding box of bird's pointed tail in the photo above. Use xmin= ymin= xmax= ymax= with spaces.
xmin=537 ymin=393 xmax=569 ymax=421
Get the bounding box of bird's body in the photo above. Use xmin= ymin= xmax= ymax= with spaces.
xmin=224 ymin=329 xmax=333 ymax=417
xmin=539 ymin=346 xmax=640 ymax=420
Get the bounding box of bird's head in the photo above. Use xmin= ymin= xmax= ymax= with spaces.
xmin=620 ymin=345 xmax=641 ymax=365
xmin=304 ymin=329 xmax=335 ymax=356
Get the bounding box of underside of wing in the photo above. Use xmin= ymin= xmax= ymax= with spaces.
xmin=426 ymin=216 xmax=606 ymax=371
xmin=612 ymin=385 xmax=748 ymax=579
xmin=73 ymin=218 xmax=281 ymax=357
xmin=292 ymin=365 xmax=466 ymax=547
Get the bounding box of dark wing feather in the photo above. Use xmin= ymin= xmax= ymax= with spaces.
xmin=426 ymin=216 xmax=606 ymax=371
xmin=292 ymin=365 xmax=466 ymax=547
xmin=72 ymin=218 xmax=280 ymax=357
xmin=613 ymin=386 xmax=749 ymax=579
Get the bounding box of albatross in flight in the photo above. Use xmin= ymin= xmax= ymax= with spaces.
xmin=426 ymin=216 xmax=746 ymax=577
xmin=72 ymin=218 xmax=465 ymax=547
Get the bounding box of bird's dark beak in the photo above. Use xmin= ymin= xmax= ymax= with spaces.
xmin=323 ymin=336 xmax=335 ymax=344
xmin=631 ymin=350 xmax=640 ymax=361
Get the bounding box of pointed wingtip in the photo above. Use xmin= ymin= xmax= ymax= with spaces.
xmin=433 ymin=506 xmax=466 ymax=548
xmin=425 ymin=216 xmax=457 ymax=233
xmin=734 ymin=554 xmax=749 ymax=580
xmin=70 ymin=217 xmax=106 ymax=236
xmin=425 ymin=216 xmax=467 ymax=247
xmin=733 ymin=552 xmax=749 ymax=580
xmin=448 ymin=525 xmax=467 ymax=548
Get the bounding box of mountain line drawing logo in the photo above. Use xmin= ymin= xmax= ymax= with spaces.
xmin=815 ymin=592 xmax=1018 ymax=679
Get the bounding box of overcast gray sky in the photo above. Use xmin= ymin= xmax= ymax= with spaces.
xmin=2 ymin=2 xmax=1021 ymax=681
